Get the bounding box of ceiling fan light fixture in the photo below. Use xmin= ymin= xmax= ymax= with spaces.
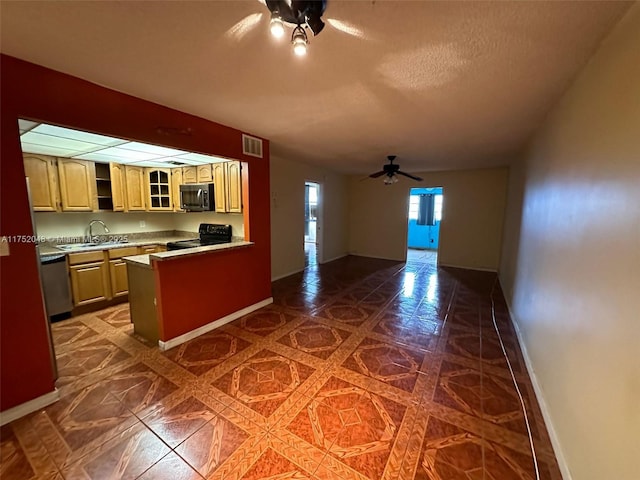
xmin=291 ymin=25 xmax=308 ymax=56
xmin=306 ymin=15 xmax=325 ymax=36
xmin=384 ymin=175 xmax=398 ymax=185
xmin=270 ymin=12 xmax=285 ymax=38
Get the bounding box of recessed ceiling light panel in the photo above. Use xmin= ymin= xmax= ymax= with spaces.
xmin=33 ymin=124 xmax=126 ymax=146
xmin=21 ymin=131 xmax=102 ymax=152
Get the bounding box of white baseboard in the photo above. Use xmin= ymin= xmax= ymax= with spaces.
xmin=501 ymin=286 xmax=572 ymax=480
xmin=319 ymin=253 xmax=347 ymax=264
xmin=158 ymin=297 xmax=273 ymax=351
xmin=271 ymin=269 xmax=305 ymax=281
xmin=438 ymin=262 xmax=498 ymax=272
xmin=0 ymin=388 xmax=60 ymax=426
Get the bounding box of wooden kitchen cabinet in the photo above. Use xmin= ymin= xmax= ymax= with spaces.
xmin=23 ymin=154 xmax=60 ymax=211
xmin=108 ymin=246 xmax=138 ymax=297
xmin=124 ymin=166 xmax=146 ymax=211
xmin=57 ymin=158 xmax=97 ymax=211
xmin=109 ymin=260 xmax=129 ymax=297
xmin=109 ymin=163 xmax=126 ymax=211
xmin=94 ymin=163 xmax=114 ymax=211
xmin=182 ymin=166 xmax=197 ymax=184
xmin=146 ymin=168 xmax=173 ymax=210
xmin=226 ymin=161 xmax=242 ymax=213
xmin=127 ymin=261 xmax=159 ymax=343
xmin=138 ymin=244 xmax=166 ymax=254
xmin=212 ymin=162 xmax=227 ymax=212
xmin=197 ymin=164 xmax=212 ymax=183
xmin=171 ymin=168 xmax=183 ymax=211
xmin=213 ymin=161 xmax=242 ymax=213
xmin=68 ymin=251 xmax=110 ymax=306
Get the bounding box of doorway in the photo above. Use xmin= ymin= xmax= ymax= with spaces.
xmin=304 ymin=182 xmax=320 ymax=266
xmin=407 ymin=187 xmax=443 ymax=263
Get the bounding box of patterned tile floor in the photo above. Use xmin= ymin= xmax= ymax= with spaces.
xmin=1 ymin=255 xmax=562 ymax=479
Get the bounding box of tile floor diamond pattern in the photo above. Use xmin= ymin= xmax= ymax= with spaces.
xmin=2 ymin=256 xmax=562 ymax=480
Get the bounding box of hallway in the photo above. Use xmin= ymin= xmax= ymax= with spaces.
xmin=1 ymin=255 xmax=561 ymax=479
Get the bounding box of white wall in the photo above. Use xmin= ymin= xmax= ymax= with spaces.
xmin=270 ymin=155 xmax=349 ymax=280
xmin=499 ymin=5 xmax=640 ymax=479
xmin=348 ymin=167 xmax=509 ymax=270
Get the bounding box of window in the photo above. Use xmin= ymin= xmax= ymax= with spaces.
xmin=409 ymin=195 xmax=420 ymax=220
xmin=409 ymin=193 xmax=443 ymax=222
xmin=434 ymin=194 xmax=443 ymax=221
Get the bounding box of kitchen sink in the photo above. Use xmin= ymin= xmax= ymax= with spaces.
xmin=57 ymin=240 xmax=129 ymax=251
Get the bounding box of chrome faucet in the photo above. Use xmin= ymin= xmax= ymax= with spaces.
xmin=88 ymin=220 xmax=109 ymax=240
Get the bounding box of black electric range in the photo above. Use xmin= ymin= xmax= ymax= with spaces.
xmin=166 ymin=223 xmax=232 ymax=251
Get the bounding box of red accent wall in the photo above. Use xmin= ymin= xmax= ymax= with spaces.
xmin=0 ymin=55 xmax=271 ymax=411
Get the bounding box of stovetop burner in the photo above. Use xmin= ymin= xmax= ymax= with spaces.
xmin=166 ymin=223 xmax=232 ymax=251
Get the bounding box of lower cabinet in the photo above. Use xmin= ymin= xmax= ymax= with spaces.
xmin=68 ymin=246 xmax=140 ymax=307
xmin=138 ymin=244 xmax=166 ymax=254
xmin=108 ymin=246 xmax=139 ymax=298
xmin=109 ymin=260 xmax=129 ymax=297
xmin=68 ymin=251 xmax=110 ymax=306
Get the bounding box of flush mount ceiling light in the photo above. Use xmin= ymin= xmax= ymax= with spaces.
xmin=265 ymin=0 xmax=327 ymax=55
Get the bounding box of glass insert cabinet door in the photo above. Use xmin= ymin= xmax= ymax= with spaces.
xmin=147 ymin=168 xmax=172 ymax=210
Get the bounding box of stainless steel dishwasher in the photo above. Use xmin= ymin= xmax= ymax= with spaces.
xmin=40 ymin=253 xmax=73 ymax=319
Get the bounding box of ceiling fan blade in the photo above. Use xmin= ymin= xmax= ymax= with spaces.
xmin=396 ymin=170 xmax=423 ymax=182
xmin=369 ymin=171 xmax=386 ymax=178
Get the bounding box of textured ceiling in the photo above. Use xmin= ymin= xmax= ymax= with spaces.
xmin=0 ymin=1 xmax=632 ymax=174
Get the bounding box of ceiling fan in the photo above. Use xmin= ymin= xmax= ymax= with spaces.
xmin=225 ymin=0 xmax=367 ymax=53
xmin=368 ymin=155 xmax=423 ymax=185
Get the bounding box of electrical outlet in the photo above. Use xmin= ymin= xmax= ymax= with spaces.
xmin=139 ymin=221 xmax=146 ymax=228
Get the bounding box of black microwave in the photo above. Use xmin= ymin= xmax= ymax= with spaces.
xmin=179 ymin=183 xmax=215 ymax=211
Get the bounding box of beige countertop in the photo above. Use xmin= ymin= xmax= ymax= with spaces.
xmin=124 ymin=240 xmax=254 ymax=267
xmin=38 ymin=235 xmax=194 ymax=257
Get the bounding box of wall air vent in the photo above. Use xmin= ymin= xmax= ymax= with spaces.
xmin=242 ymin=134 xmax=263 ymax=158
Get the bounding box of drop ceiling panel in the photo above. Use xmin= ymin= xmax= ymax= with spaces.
xmin=20 ymin=143 xmax=80 ymax=157
xmin=120 ymin=142 xmax=187 ymax=156
xmin=32 ymin=124 xmax=126 ymax=147
xmin=74 ymin=152 xmax=141 ymax=164
xmin=18 ymin=120 xmax=232 ymax=166
xmin=177 ymin=153 xmax=227 ymax=163
xmin=20 ymin=131 xmax=102 ymax=153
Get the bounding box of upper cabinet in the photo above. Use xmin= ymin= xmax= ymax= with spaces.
xmin=146 ymin=168 xmax=173 ymax=210
xmin=109 ymin=163 xmax=126 ymax=212
xmin=94 ymin=162 xmax=115 ymax=211
xmin=23 ymin=154 xmax=60 ymax=211
xmin=22 ymin=153 xmax=241 ymax=214
xmin=124 ymin=166 xmax=146 ymax=211
xmin=197 ymin=164 xmax=212 ymax=183
xmin=171 ymin=168 xmax=183 ymax=211
xmin=182 ymin=166 xmax=197 ymax=184
xmin=212 ymin=162 xmax=227 ymax=213
xmin=226 ymin=161 xmax=242 ymax=213
xmin=213 ymin=161 xmax=242 ymax=213
xmin=57 ymin=159 xmax=97 ymax=211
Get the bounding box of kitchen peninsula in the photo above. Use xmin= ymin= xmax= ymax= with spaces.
xmin=2 ymin=55 xmax=272 ymax=419
xmin=125 ymin=239 xmax=261 ymax=349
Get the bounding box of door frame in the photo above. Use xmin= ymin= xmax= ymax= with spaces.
xmin=405 ymin=186 xmax=444 ymax=266
xmin=304 ymin=180 xmax=323 ymax=264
